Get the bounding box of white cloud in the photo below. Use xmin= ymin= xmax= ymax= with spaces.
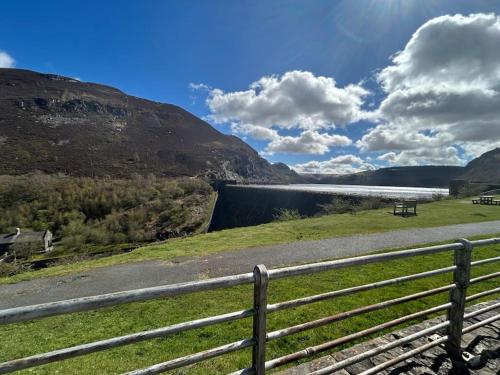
xmin=0 ymin=51 xmax=15 ymax=68
xmin=206 ymin=70 xmax=369 ymax=131
xmin=292 ymin=154 xmax=376 ymax=174
xmin=265 ymin=130 xmax=352 ymax=155
xmin=378 ymin=147 xmax=464 ymax=166
xmin=231 ymin=124 xmax=280 ymax=141
xmin=360 ymin=13 xmax=500 ymax=164
xmin=189 ymin=82 xmax=211 ymax=91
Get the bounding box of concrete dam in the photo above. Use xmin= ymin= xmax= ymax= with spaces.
xmin=208 ymin=184 xmax=449 ymax=231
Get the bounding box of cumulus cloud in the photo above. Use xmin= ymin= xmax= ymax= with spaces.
xmin=201 ymin=70 xmax=365 ymax=156
xmin=378 ymin=147 xmax=464 ymax=166
xmin=265 ymin=130 xmax=352 ymax=155
xmin=206 ymin=70 xmax=369 ymax=131
xmin=292 ymin=154 xmax=376 ymax=174
xmin=231 ymin=124 xmax=280 ymax=141
xmin=359 ymin=13 xmax=500 ymax=164
xmin=0 ymin=51 xmax=15 ymax=68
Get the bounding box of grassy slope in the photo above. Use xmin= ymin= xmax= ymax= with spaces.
xmin=0 ymin=236 xmax=498 ymax=374
xmin=2 ymin=198 xmax=500 ymax=284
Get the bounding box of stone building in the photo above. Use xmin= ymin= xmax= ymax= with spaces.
xmin=0 ymin=228 xmax=54 ymax=255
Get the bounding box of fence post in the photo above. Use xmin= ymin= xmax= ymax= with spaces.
xmin=252 ymin=264 xmax=269 ymax=374
xmin=445 ymin=238 xmax=472 ymax=359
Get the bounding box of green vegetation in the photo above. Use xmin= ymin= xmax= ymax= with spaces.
xmin=0 ymin=236 xmax=498 ymax=374
xmin=0 ymin=174 xmax=214 ymax=266
xmin=2 ymin=197 xmax=500 ymax=284
xmin=318 ymin=196 xmax=388 ymax=215
xmin=273 ymin=208 xmax=302 ymax=222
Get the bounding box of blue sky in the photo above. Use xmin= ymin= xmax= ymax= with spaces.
xmin=2 ymin=0 xmax=500 ymax=174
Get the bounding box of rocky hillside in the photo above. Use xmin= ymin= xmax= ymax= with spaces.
xmin=0 ymin=69 xmax=298 ymax=183
xmin=461 ymin=148 xmax=500 ymax=182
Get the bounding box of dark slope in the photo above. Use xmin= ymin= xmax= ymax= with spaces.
xmin=304 ymin=166 xmax=464 ymax=188
xmin=0 ymin=69 xmax=298 ymax=182
xmin=461 ymin=148 xmax=500 ymax=182
xmin=302 ymin=148 xmax=500 ymax=188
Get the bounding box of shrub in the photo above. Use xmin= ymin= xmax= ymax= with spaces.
xmin=318 ymin=197 xmax=357 ymax=215
xmin=0 ymin=174 xmax=214 ymax=256
xmin=273 ymin=208 xmax=301 ymax=222
xmin=319 ymin=196 xmax=387 ymax=216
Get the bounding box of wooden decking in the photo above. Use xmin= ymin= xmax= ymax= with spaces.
xmin=278 ymin=300 xmax=499 ymax=375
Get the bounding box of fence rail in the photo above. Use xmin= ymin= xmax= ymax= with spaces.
xmin=0 ymin=237 xmax=499 ymax=374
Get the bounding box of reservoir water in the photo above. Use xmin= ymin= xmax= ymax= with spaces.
xmin=238 ymin=184 xmax=449 ymax=200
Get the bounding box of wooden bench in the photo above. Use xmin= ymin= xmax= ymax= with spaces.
xmin=393 ymin=199 xmax=417 ymax=216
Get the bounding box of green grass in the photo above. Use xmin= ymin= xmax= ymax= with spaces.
xmin=2 ymin=198 xmax=500 ymax=284
xmin=1 ymin=236 xmax=498 ymax=374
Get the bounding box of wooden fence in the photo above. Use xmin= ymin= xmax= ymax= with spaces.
xmin=0 ymin=237 xmax=499 ymax=374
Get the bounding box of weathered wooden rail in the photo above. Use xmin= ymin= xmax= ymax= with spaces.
xmin=0 ymin=237 xmax=499 ymax=374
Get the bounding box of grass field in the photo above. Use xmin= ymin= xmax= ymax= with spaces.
xmin=0 ymin=235 xmax=498 ymax=374
xmin=2 ymin=198 xmax=500 ymax=284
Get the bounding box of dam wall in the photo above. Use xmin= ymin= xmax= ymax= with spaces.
xmin=209 ymin=185 xmax=358 ymax=231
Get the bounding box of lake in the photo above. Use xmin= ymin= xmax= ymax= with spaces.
xmin=239 ymin=184 xmax=449 ymax=200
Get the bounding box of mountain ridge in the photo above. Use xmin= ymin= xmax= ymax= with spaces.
xmin=302 ymin=148 xmax=500 ymax=188
xmin=0 ymin=68 xmax=299 ymax=183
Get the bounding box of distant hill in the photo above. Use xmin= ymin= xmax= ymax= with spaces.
xmin=302 ymin=149 xmax=500 ymax=188
xmin=0 ymin=68 xmax=299 ymax=183
xmin=461 ymin=148 xmax=500 ymax=182
xmin=303 ymin=166 xmax=464 ymax=188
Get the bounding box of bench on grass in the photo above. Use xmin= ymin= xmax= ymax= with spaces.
xmin=472 ymin=196 xmax=500 ymax=205
xmin=393 ymin=199 xmax=417 ymax=216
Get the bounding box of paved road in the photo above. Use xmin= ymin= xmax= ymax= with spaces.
xmin=1 ymin=220 xmax=499 ymax=309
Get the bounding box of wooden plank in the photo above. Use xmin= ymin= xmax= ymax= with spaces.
xmin=267 ymin=243 xmax=462 ymax=280
xmin=0 ymin=272 xmax=254 ymax=324
xmin=252 ymin=265 xmax=269 ymax=375
xmin=267 ymin=266 xmax=456 ymax=313
xmin=445 ymin=238 xmax=472 ymax=359
xmin=123 ymin=338 xmax=255 ymax=375
xmin=0 ymin=309 xmax=254 ymax=374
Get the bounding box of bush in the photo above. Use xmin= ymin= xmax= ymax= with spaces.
xmin=0 ymin=174 xmax=214 ymax=256
xmin=357 ymin=197 xmax=387 ymax=210
xmin=318 ymin=197 xmax=357 ymax=215
xmin=0 ymin=262 xmax=21 ymax=277
xmin=0 ymin=257 xmax=32 ymax=277
xmin=318 ymin=196 xmax=387 ymax=216
xmin=273 ymin=208 xmax=301 ymax=222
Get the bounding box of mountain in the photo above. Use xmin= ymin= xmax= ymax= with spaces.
xmin=461 ymin=148 xmax=500 ymax=182
xmin=303 ymin=148 xmax=500 ymax=188
xmin=303 ymin=166 xmax=464 ymax=188
xmin=0 ymin=68 xmax=298 ymax=183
